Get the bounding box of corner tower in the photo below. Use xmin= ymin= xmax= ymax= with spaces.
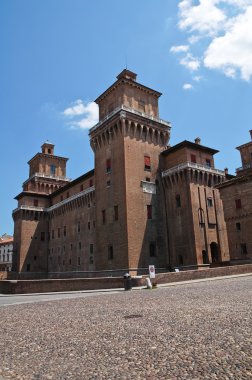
xmin=90 ymin=70 xmax=171 ymax=274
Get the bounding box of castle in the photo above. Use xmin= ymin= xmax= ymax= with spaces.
xmin=12 ymin=70 xmax=251 ymax=278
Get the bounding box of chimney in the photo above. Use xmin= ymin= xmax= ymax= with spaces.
xmin=224 ymin=168 xmax=228 ymax=176
xmin=194 ymin=137 xmax=201 ymax=145
xmin=249 ymin=130 xmax=252 ymax=140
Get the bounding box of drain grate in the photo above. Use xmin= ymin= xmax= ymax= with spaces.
xmin=124 ymin=314 xmax=143 ymax=319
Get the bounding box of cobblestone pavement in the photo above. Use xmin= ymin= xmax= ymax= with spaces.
xmin=0 ymin=276 xmax=251 ymax=380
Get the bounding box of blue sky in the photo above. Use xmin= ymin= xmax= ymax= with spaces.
xmin=1 ymin=0 xmax=252 ymax=235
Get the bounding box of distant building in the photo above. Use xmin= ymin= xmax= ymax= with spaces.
xmin=0 ymin=234 xmax=13 ymax=271
xmin=217 ymin=131 xmax=252 ymax=263
xmin=12 ymin=70 xmax=231 ymax=278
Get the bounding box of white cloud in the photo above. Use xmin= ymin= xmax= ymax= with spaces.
xmin=204 ymin=6 xmax=252 ymax=81
xmin=183 ymin=83 xmax=193 ymax=90
xmin=171 ymin=1 xmax=252 ymax=81
xmin=178 ymin=0 xmax=226 ymax=36
xmin=180 ymin=53 xmax=200 ymax=71
xmin=170 ymin=45 xmax=189 ymax=53
xmin=63 ymin=100 xmax=99 ymax=130
xmin=193 ymin=75 xmax=203 ymax=81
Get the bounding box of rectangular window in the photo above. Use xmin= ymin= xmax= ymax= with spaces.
xmin=77 ymin=221 xmax=80 ymax=233
xmin=90 ymin=244 xmax=93 ymax=254
xmin=149 ymin=242 xmax=156 ymax=257
xmin=138 ymin=99 xmax=145 ymax=111
xmin=236 ymin=222 xmax=241 ymax=231
xmin=240 ymin=243 xmax=247 ymax=255
xmin=176 ymin=195 xmax=181 ymax=208
xmin=78 ymin=242 xmax=81 ymax=250
xmin=63 ymin=226 xmax=66 ymax=236
xmin=207 ymin=198 xmax=213 ymax=207
xmin=114 ymin=205 xmax=119 ymax=221
xmin=89 ymin=256 xmax=94 ymax=264
xmin=108 ymin=245 xmax=114 ymax=260
xmin=206 ymin=159 xmax=211 ymax=168
xmin=52 ymin=230 xmax=54 ymax=239
xmin=235 ymin=199 xmax=242 ymax=209
xmin=106 ymin=180 xmax=111 ymax=187
xmin=34 ymin=199 xmax=38 ymax=207
xmin=66 ymin=192 xmax=69 ymax=198
xmin=145 ymin=177 xmax=150 ymax=182
xmin=78 ymin=257 xmax=81 ymax=266
xmin=41 ymin=232 xmax=45 ymax=241
xmin=147 ymin=205 xmax=152 ymax=219
xmin=191 ymin=154 xmax=197 ymax=163
xmin=144 ymin=156 xmax=151 ymax=171
xmin=60 ymin=195 xmax=63 ymax=201
xmin=58 ymin=228 xmax=61 ymax=238
xmin=50 ymin=165 xmax=56 ymax=175
xmin=26 ymin=264 xmax=30 ymax=272
xmin=88 ymin=221 xmax=91 ymax=230
xmin=89 ymin=179 xmax=93 ymax=187
xmin=102 ymin=210 xmax=106 ymax=224
xmin=106 ymin=158 xmax=111 ymax=173
xmin=80 ymin=184 xmax=83 ymax=191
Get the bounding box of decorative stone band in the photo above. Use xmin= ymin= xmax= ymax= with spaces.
xmin=23 ymin=172 xmax=71 ymax=186
xmin=89 ymin=106 xmax=171 ymax=151
xmin=12 ymin=186 xmax=95 ymax=215
xmin=162 ymin=162 xmax=225 ymax=188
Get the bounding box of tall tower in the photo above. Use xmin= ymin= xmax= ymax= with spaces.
xmin=89 ymin=69 xmax=171 ymax=274
xmin=12 ymin=143 xmax=70 ymax=275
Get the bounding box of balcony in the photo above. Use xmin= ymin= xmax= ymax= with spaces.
xmin=162 ymin=161 xmax=225 ymax=178
xmin=89 ymin=105 xmax=171 ymax=134
xmin=23 ymin=172 xmax=71 ymax=186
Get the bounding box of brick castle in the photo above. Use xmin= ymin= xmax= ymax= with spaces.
xmin=12 ymin=70 xmax=252 ymax=278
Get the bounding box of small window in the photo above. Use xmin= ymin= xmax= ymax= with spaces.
xmin=138 ymin=99 xmax=145 ymax=112
xmin=108 ymin=245 xmax=114 ymax=260
xmin=114 ymin=205 xmax=119 ymax=221
xmin=144 ymin=156 xmax=151 ymax=171
xmin=89 ymin=179 xmax=93 ymax=187
xmin=77 ymin=221 xmax=80 ymax=233
xmin=78 ymin=257 xmax=81 ymax=266
xmin=78 ymin=242 xmax=81 ymax=250
xmin=207 ymin=198 xmax=213 ymax=207
xmin=235 ymin=199 xmax=242 ymax=209
xmin=26 ymin=264 xmax=30 ymax=272
xmin=106 ymin=180 xmax=111 ymax=187
xmin=240 ymin=243 xmax=247 ymax=255
xmin=70 ymin=243 xmax=73 ymax=251
xmin=52 ymin=230 xmax=54 ymax=239
xmin=147 ymin=205 xmax=152 ymax=219
xmin=58 ymin=256 xmax=61 ymax=264
xmin=102 ymin=210 xmax=106 ymax=224
xmin=80 ymin=184 xmax=84 ymax=191
xmin=236 ymin=222 xmax=241 ymax=231
xmin=191 ymin=154 xmax=197 ymax=163
xmin=63 ymin=226 xmax=66 ymax=237
xmin=206 ymin=159 xmax=211 ymax=168
xmin=50 ymin=165 xmax=56 ymax=175
xmin=41 ymin=232 xmax=45 ymax=241
xmin=106 ymin=158 xmax=111 ymax=173
xmin=34 ymin=256 xmax=37 ymax=261
xmin=58 ymin=228 xmax=61 ymax=238
xmin=88 ymin=221 xmax=91 ymax=230
xmin=149 ymin=243 xmax=156 ymax=257
xmin=60 ymin=195 xmax=63 ymax=202
xmin=176 ymin=195 xmax=181 ymax=208
xmin=69 ymin=259 xmax=71 ymax=265
xmin=90 ymin=244 xmax=93 ymax=254
xmin=89 ymin=256 xmax=94 ymax=264
xmin=66 ymin=192 xmax=69 ymax=198
xmin=34 ymin=199 xmax=38 ymax=207
xmin=146 ymin=177 xmax=150 ymax=182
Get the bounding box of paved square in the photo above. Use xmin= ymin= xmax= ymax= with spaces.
xmin=0 ymin=276 xmax=251 ymax=379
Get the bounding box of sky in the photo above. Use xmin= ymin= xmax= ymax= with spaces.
xmin=1 ymin=0 xmax=252 ymax=236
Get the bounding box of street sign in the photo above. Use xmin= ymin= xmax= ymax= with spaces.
xmin=149 ymin=265 xmax=155 ymax=279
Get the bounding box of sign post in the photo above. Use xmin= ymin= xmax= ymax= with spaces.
xmin=149 ymin=265 xmax=155 ymax=279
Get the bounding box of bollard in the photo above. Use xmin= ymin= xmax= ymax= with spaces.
xmin=123 ymin=273 xmax=132 ymax=291
xmin=145 ymin=277 xmax=152 ymax=289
